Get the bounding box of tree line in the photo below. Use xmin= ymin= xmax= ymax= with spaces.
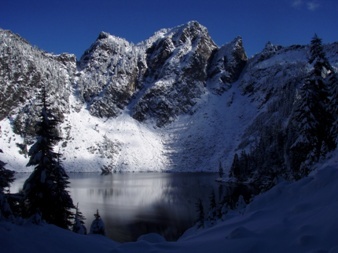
xmin=196 ymin=34 xmax=338 ymax=228
xmin=0 ymin=85 xmax=105 ymax=236
xmin=228 ymin=34 xmax=337 ymax=188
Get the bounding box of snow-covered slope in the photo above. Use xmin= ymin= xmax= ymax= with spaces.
xmin=0 ymin=22 xmax=337 ymax=174
xmin=1 ymin=21 xmax=338 ymax=252
xmin=58 ymin=98 xmax=167 ymax=172
xmin=2 ymin=154 xmax=338 ymax=253
xmin=0 ymin=85 xmax=252 ymax=172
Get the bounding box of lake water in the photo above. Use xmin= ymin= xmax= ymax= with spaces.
xmin=11 ymin=172 xmax=219 ymax=242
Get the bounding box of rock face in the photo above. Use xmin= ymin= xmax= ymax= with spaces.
xmin=77 ymin=32 xmax=144 ymax=118
xmin=0 ymin=29 xmax=76 ymax=136
xmin=0 ymin=22 xmax=249 ymax=129
xmin=76 ymin=21 xmax=227 ymax=126
xmin=133 ymin=21 xmax=218 ymax=126
xmin=1 ymin=22 xmax=338 ymax=173
xmin=207 ymin=36 xmax=247 ymax=93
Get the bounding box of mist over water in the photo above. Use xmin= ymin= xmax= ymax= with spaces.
xmin=12 ymin=172 xmax=218 ymax=241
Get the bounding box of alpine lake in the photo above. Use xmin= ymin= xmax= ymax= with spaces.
xmin=11 ymin=172 xmax=220 ymax=242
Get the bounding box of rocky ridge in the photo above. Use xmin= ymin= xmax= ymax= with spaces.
xmin=0 ymin=22 xmax=337 ymax=173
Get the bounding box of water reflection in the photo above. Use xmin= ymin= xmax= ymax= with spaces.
xmin=11 ymin=172 xmax=218 ymax=242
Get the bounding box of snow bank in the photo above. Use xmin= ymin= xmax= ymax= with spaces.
xmin=2 ymin=160 xmax=338 ymax=253
xmin=0 ymin=222 xmax=119 ymax=253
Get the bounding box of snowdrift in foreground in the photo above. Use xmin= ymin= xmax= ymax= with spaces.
xmin=2 ymin=158 xmax=338 ymax=253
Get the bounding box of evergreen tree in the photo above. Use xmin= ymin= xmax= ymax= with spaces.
xmin=0 ymin=160 xmax=15 ymax=194
xmin=289 ymin=80 xmax=320 ymax=177
xmin=0 ymin=131 xmax=16 ymax=219
xmin=207 ymin=190 xmax=217 ymax=224
xmin=0 ymin=157 xmax=15 ymax=219
xmin=90 ymin=209 xmax=105 ymax=235
xmin=22 ymin=84 xmax=74 ymax=229
xmin=218 ymin=161 xmax=224 ymax=179
xmin=229 ymin=152 xmax=251 ymax=182
xmin=236 ymin=195 xmax=246 ymax=214
xmin=195 ymin=199 xmax=205 ymax=228
xmin=309 ymin=34 xmax=330 ymax=70
xmin=289 ymin=34 xmax=334 ymax=178
xmin=307 ymin=36 xmax=331 ymax=148
xmin=73 ymin=203 xmax=87 ymax=235
xmin=328 ymin=72 xmax=338 ymax=147
xmin=209 ymin=190 xmax=216 ymax=211
xmin=229 ymin=153 xmax=240 ymax=180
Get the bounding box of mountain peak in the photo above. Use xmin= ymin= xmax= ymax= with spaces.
xmin=96 ymin=31 xmax=131 ymax=46
xmin=79 ymin=30 xmax=133 ymax=69
xmin=207 ymin=35 xmax=247 ymax=92
xmin=262 ymin=41 xmax=283 ymax=54
xmin=1 ymin=23 xmax=338 ymax=176
xmin=175 ymin=20 xmax=211 ymax=41
xmin=97 ymin=31 xmax=110 ymax=40
xmin=182 ymin=20 xmax=204 ymax=30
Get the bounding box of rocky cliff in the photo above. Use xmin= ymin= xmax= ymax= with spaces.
xmin=0 ymin=22 xmax=337 ymax=175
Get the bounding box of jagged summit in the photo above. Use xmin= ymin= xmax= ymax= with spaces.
xmin=131 ymin=21 xmax=217 ymax=126
xmin=142 ymin=20 xmax=212 ymax=46
xmin=79 ymin=31 xmax=133 ymax=68
xmin=207 ymin=36 xmax=247 ymax=93
xmin=0 ymin=22 xmax=337 ymax=174
xmin=170 ymin=20 xmax=213 ymax=43
xmin=76 ymin=21 xmax=221 ymax=125
xmin=97 ymin=31 xmax=111 ymax=40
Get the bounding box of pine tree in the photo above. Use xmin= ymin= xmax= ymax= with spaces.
xmin=328 ymin=72 xmax=338 ymax=147
xmin=308 ymin=35 xmax=333 ymax=153
xmin=0 ymin=130 xmax=15 ymax=220
xmin=90 ymin=209 xmax=105 ymax=235
xmin=0 ymin=159 xmax=15 ymax=194
xmin=218 ymin=161 xmax=224 ymax=179
xmin=229 ymin=153 xmax=240 ymax=180
xmin=236 ymin=195 xmax=246 ymax=214
xmin=207 ymin=190 xmax=217 ymax=223
xmin=0 ymin=157 xmax=15 ymax=219
xmin=309 ymin=34 xmax=334 ymax=74
xmin=22 ymin=84 xmax=75 ymax=229
xmin=195 ymin=199 xmax=205 ymax=228
xmin=73 ymin=203 xmax=87 ymax=235
xmin=209 ymin=190 xmax=216 ymax=211
xmin=289 ymin=34 xmax=333 ymax=178
xmin=289 ymin=79 xmax=321 ymax=177
xmin=229 ymin=152 xmax=250 ymax=182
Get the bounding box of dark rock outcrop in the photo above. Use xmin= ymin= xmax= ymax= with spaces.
xmin=207 ymin=36 xmax=248 ymax=93
xmin=132 ymin=21 xmax=218 ymax=126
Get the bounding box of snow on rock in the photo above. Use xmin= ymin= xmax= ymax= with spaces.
xmin=0 ymin=81 xmax=254 ymax=173
xmin=1 ymin=22 xmax=338 ymax=174
xmin=207 ymin=36 xmax=247 ymax=93
xmin=77 ymin=31 xmax=142 ymax=118
xmin=58 ymin=96 xmax=167 ymax=172
xmin=132 ymin=21 xmax=218 ymax=126
xmin=0 ymin=28 xmax=75 ymax=126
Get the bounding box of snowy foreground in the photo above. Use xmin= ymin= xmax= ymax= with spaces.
xmin=2 ymin=155 xmax=338 ymax=253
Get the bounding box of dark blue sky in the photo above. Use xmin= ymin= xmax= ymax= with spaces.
xmin=1 ymin=0 xmax=338 ymax=59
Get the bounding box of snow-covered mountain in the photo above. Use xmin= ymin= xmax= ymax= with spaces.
xmin=0 ymin=21 xmax=337 ymax=176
